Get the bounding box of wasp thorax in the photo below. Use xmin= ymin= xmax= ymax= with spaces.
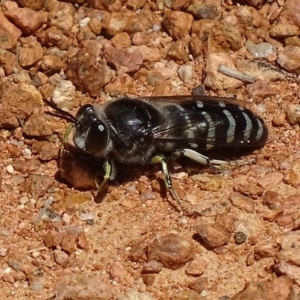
xmin=73 ymin=104 xmax=109 ymax=154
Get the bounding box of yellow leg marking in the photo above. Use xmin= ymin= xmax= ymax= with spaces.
xmin=60 ymin=123 xmax=74 ymax=158
xmin=151 ymin=155 xmax=181 ymax=205
xmin=152 ymin=154 xmax=200 ymax=217
xmin=94 ymin=160 xmax=112 ymax=203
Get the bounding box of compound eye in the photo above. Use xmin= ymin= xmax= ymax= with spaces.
xmin=76 ymin=104 xmax=94 ymax=120
xmin=85 ymin=121 xmax=108 ymax=154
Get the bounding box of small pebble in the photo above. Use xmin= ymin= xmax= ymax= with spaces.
xmin=79 ymin=17 xmax=90 ymax=27
xmin=33 ymin=268 xmax=44 ymax=277
xmin=152 ymin=24 xmax=161 ymax=32
xmin=62 ymin=213 xmax=71 ymax=224
xmin=140 ymin=191 xmax=155 ymax=200
xmin=6 ymin=165 xmax=14 ymax=174
xmin=126 ymin=185 xmax=136 ymax=192
xmin=201 ymin=290 xmax=209 ymax=297
xmin=178 ymin=65 xmax=193 ymax=83
xmin=31 ymin=251 xmax=40 ymax=258
xmin=86 ymin=219 xmax=94 ymax=225
xmin=192 ymin=84 xmax=206 ymax=96
xmin=19 ymin=197 xmax=29 ymax=205
xmin=29 ymin=280 xmax=43 ymax=291
xmin=23 ymin=148 xmax=32 ymax=156
xmin=234 ymin=231 xmax=247 ymax=245
xmin=245 ymin=40 xmax=276 ymax=58
xmin=1 ymin=229 xmax=11 ymax=236
xmin=257 ymin=103 xmax=266 ymax=113
xmin=0 ymin=248 xmax=8 ymax=257
xmin=180 ymin=218 xmax=188 ymax=225
xmin=80 ymin=212 xmax=94 ymax=221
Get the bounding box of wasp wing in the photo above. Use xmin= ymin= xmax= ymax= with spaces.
xmin=139 ymin=95 xmax=252 ymax=109
xmin=141 ymin=95 xmax=267 ymax=148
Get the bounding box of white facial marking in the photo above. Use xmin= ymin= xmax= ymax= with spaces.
xmin=74 ymin=133 xmax=86 ymax=150
xmin=219 ymin=101 xmax=225 ymax=107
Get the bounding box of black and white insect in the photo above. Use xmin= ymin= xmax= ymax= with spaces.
xmin=46 ymin=95 xmax=268 ymax=212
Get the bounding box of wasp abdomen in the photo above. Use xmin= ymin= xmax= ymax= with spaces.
xmin=158 ymin=99 xmax=268 ymax=152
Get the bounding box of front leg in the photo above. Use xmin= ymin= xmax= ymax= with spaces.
xmin=59 ymin=123 xmax=75 ymax=164
xmin=94 ymin=159 xmax=115 ymax=203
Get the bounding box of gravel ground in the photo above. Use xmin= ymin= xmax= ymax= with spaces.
xmin=1 ymin=0 xmax=300 ymax=299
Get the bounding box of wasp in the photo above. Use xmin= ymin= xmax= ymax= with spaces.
xmin=46 ymin=95 xmax=268 ymax=214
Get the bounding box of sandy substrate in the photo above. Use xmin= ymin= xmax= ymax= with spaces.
xmin=1 ymin=0 xmax=300 ymax=299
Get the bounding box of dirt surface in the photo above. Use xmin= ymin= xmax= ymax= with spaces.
xmin=1 ymin=0 xmax=300 ymax=299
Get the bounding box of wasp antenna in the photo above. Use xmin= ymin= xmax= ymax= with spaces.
xmin=44 ymin=99 xmax=77 ymax=124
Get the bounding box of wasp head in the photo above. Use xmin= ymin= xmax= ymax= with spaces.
xmin=45 ymin=100 xmax=109 ymax=156
xmin=73 ymin=104 xmax=109 ymax=155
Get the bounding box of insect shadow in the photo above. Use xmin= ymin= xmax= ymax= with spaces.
xmin=54 ymin=143 xmax=260 ymax=204
xmin=54 ymin=144 xmax=168 ymax=202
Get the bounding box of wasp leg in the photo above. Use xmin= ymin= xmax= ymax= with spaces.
xmin=94 ymin=160 xmax=113 ymax=203
xmin=151 ymin=155 xmax=180 ymax=203
xmin=60 ymin=123 xmax=74 ymax=159
xmin=172 ymin=149 xmax=227 ymax=166
xmin=151 ymin=155 xmax=200 ymax=217
xmin=173 ymin=149 xmax=256 ymax=168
